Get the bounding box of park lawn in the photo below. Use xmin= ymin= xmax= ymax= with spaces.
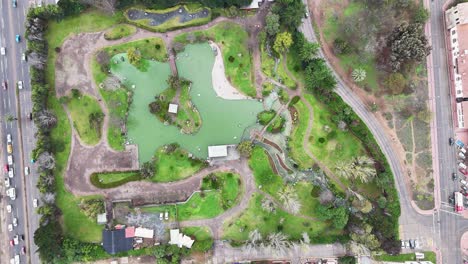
xmin=125 ymin=5 xmax=212 ymax=32
xmin=100 ymin=88 xmax=129 ymax=151
xmin=286 ymin=48 xmax=305 ymax=83
xmin=174 ymin=22 xmax=256 ymax=97
xmin=288 ymin=100 xmax=314 ymax=169
xmin=260 ymin=41 xmax=275 ymax=78
xmin=277 ymin=55 xmax=296 ymax=89
xmin=249 ymin=147 xmax=283 ymax=196
xmin=151 ymin=146 xmax=207 ymax=182
xmin=182 ymin=226 xmax=213 ymax=252
xmin=104 ymin=24 xmax=136 ymax=40
xmin=304 ymin=94 xmax=365 ymax=170
xmin=222 ymin=194 xmax=332 ymax=244
xmin=262 ymin=81 xmax=275 ymax=96
xmin=374 ymin=251 xmax=436 ymax=263
xmin=295 ymin=181 xmax=321 ymax=218
xmin=67 ymin=94 xmax=104 ymax=145
xmin=46 ymin=10 xmax=123 ymax=242
xmin=257 ymin=110 xmax=276 ymax=125
xmin=267 ymin=115 xmax=285 ymax=133
xmin=103 ymin=37 xmax=167 ymax=61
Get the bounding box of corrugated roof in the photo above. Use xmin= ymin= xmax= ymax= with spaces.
xmin=102 ymin=229 xmax=133 ymax=255
xmin=125 ymin=227 xmax=135 ymax=238
xmin=135 ymin=227 xmax=154 ymax=239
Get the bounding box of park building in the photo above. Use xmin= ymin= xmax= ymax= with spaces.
xmin=446 ymin=2 xmax=468 ymax=129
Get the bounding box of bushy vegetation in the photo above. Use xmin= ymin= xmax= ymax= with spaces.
xmin=182 ymin=227 xmax=214 ymax=252
xmin=90 ymin=170 xmax=141 ymax=188
xmin=103 ymin=24 xmax=136 ymax=40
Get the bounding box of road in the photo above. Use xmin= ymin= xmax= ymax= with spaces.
xmin=0 ymin=0 xmax=52 ymax=263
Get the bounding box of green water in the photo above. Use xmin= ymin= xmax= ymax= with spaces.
xmin=111 ymin=43 xmax=262 ymax=162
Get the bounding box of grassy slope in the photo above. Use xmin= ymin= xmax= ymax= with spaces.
xmin=288 ymin=100 xmax=314 ymax=169
xmin=174 ymin=22 xmax=256 ymax=97
xmin=46 ymin=10 xmax=123 ymax=242
xmin=67 ymin=95 xmax=103 ymax=145
xmin=374 ymin=251 xmax=436 ymax=263
xmin=152 ymin=147 xmax=206 ymax=182
xmin=104 ymin=24 xmax=136 ymax=40
xmin=182 ymin=226 xmax=214 ymax=252
xmin=100 ymin=88 xmax=128 ymax=151
xmin=103 ymin=37 xmax=167 ymax=61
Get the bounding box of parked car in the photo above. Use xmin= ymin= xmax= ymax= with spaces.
xmin=15 ymin=35 xmax=20 ymax=43
xmin=33 ymin=199 xmax=38 ymax=208
xmin=7 ymin=144 xmax=12 ymax=154
xmin=460 ymin=163 xmax=467 ymax=170
xmin=17 ymin=81 xmax=23 ymax=90
xmin=5 ymin=177 xmax=10 ymax=188
xmin=164 ymin=211 xmax=169 ymax=220
xmin=8 ymin=224 xmax=13 ymax=232
xmin=7 ymin=204 xmax=12 ymax=213
xmin=460 ymin=168 xmax=468 ymax=175
xmin=13 ymin=218 xmax=17 ymax=227
xmin=9 ymin=239 xmax=14 ymax=246
xmin=7 ymin=155 xmax=13 ymax=166
xmin=0 ymin=47 xmax=5 ymax=55
xmin=8 ymin=168 xmax=14 ymax=178
xmin=159 ymin=212 xmax=163 ymax=220
xmin=21 ymin=246 xmax=25 ymax=255
xmin=21 ymin=53 xmax=26 ymax=61
xmin=449 ymin=196 xmax=455 ymax=204
xmin=401 ymin=240 xmax=406 ymax=248
xmin=24 ymin=167 xmax=29 ymax=175
xmin=7 ymin=134 xmax=11 ymax=143
xmin=4 ymin=164 xmax=9 ymax=173
xmin=409 ymin=239 xmax=415 ymax=249
xmin=453 ymin=172 xmax=459 ymax=181
xmin=450 ymin=137 xmax=455 ymax=146
xmin=12 ymin=0 xmax=17 ymax=8
xmin=462 ymin=186 xmax=468 ymax=192
xmin=13 ymin=235 xmax=19 ymax=245
xmin=461 ymin=179 xmax=467 ymax=186
xmin=2 ymin=81 xmax=7 ymax=90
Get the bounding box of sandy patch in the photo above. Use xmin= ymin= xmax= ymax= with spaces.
xmin=209 ymin=42 xmax=250 ymax=100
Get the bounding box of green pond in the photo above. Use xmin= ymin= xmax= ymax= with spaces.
xmin=110 ymin=43 xmax=262 ymax=162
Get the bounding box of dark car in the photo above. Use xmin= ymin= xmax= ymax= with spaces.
xmin=28 ymin=112 xmax=32 ymax=120
xmin=450 ymin=137 xmax=455 ymax=146
xmin=20 ymin=234 xmax=24 ymax=241
xmin=453 ymin=172 xmax=459 ymax=181
xmin=449 ymin=196 xmax=455 ymax=204
xmin=2 ymin=81 xmax=6 ymax=90
xmin=21 ymin=246 xmax=26 ymax=254
xmin=409 ymin=239 xmax=415 ymax=249
xmin=12 ymin=0 xmax=17 ymax=8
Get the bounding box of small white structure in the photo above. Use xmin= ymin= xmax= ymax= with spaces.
xmin=134 ymin=227 xmax=154 ymax=239
xmin=208 ymin=145 xmax=228 ymax=158
xmin=169 ymin=229 xmax=194 ymax=249
xmin=415 ymin=252 xmax=425 ymax=260
xmin=168 ymin=103 xmax=178 ymax=114
xmin=97 ymin=213 xmax=107 ymax=225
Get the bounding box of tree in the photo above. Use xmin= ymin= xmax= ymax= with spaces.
xmin=34 ymin=221 xmax=63 ymax=263
xmin=42 ymin=192 xmax=56 ymax=204
xmin=237 ymin=141 xmax=253 ymax=158
xmin=377 ymin=196 xmax=387 ymax=209
xmin=88 ymin=111 xmax=104 ymax=135
xmin=127 ymin=47 xmax=141 ymax=65
xmin=265 ymin=12 xmax=280 ymax=37
xmin=413 ymin=7 xmax=429 ymax=24
xmin=387 ymin=22 xmax=431 ymax=71
xmin=37 ymin=151 xmax=55 ymax=171
xmin=304 ymin=58 xmax=336 ymax=93
xmin=278 ymin=185 xmax=301 ymax=214
xmin=351 ymin=68 xmax=366 ymax=82
xmin=244 ymin=229 xmax=263 ymax=251
xmin=273 ymin=32 xmax=293 ymax=54
xmin=316 ymin=204 xmax=349 ymax=229
xmin=37 ymin=110 xmax=57 ymax=130
xmin=385 ymin=72 xmax=407 ymax=95
xmin=79 ymin=0 xmax=116 ymax=14
xmin=261 ymin=197 xmax=276 ymax=213
xmin=299 ymin=42 xmax=320 ymax=62
xmin=335 ymin=156 xmax=377 ymax=183
xmin=273 ymin=0 xmax=306 ymax=30
xmin=140 ymin=161 xmax=155 ymax=179
xmin=338 ymin=256 xmax=357 ymax=264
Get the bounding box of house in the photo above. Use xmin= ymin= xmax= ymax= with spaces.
xmin=125 ymin=226 xmax=135 ymax=238
xmin=134 ymin=227 xmax=154 ymax=239
xmin=102 ymin=229 xmax=133 ymax=254
xmin=241 ymin=0 xmax=275 ymax=9
xmin=169 ymin=229 xmax=195 ymax=248
xmin=208 ymin=145 xmax=228 ymax=158
xmin=168 ymin=103 xmax=178 ymax=114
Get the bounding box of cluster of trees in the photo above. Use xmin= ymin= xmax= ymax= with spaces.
xmin=79 ymin=199 xmax=105 ymax=219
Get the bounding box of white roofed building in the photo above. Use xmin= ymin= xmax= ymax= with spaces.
xmin=208 ymin=145 xmax=228 ymax=158
xmin=134 ymin=227 xmax=154 ymax=239
xmin=169 ymin=229 xmax=195 ymax=248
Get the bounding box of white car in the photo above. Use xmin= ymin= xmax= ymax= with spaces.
xmin=13 ymin=235 xmax=18 ymax=245
xmin=164 ymin=211 xmax=169 ymax=220
xmin=33 ymin=199 xmax=38 ymax=208
xmin=159 ymin=212 xmax=163 ymax=220
xmin=21 ymin=53 xmax=26 ymax=61
xmin=7 ymin=134 xmax=11 ymax=143
xmin=13 ymin=218 xmax=17 ymax=227
xmin=24 ymin=167 xmax=29 ymax=175
xmin=4 ymin=177 xmax=10 ymax=188
xmin=7 ymin=204 xmax=12 ymax=213
xmin=14 ymin=255 xmax=19 ymax=264
xmin=8 ymin=168 xmax=14 ymax=178
xmin=8 ymin=224 xmax=13 ymax=232
xmin=7 ymin=155 xmax=13 ymax=166
xmin=0 ymin=47 xmax=5 ymax=55
xmin=17 ymin=81 xmax=23 ymax=90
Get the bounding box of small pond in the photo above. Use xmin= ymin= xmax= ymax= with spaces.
xmin=110 ymin=43 xmax=262 ymax=162
xmin=126 ymin=6 xmax=210 ymax=26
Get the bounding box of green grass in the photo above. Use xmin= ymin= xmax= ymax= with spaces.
xmin=267 ymin=115 xmax=285 ymax=133
xmin=125 ymin=5 xmax=212 ymax=32
xmin=100 ymin=88 xmax=129 ymax=151
xmin=182 ymin=226 xmax=213 ymax=252
xmin=66 ymin=94 xmax=104 ymax=145
xmin=104 ymin=24 xmax=136 ymax=40
xmin=260 ymin=42 xmax=275 ymax=78
xmin=288 ymin=100 xmax=314 ymax=169
xmin=277 ymin=55 xmax=296 ymax=89
xmin=46 ymin=10 xmax=124 ymax=242
xmin=103 ymin=37 xmax=167 ymax=62
xmin=90 ymin=171 xmax=141 ymax=188
xmin=143 ymin=172 xmax=241 ymax=221
xmin=257 ymin=110 xmax=276 ymax=125
xmin=249 ymin=147 xmax=283 ymax=196
xmin=176 ymin=82 xmax=202 ymax=134
xmin=304 ymin=94 xmax=365 ymax=171
xmin=222 ymin=194 xmax=340 ymax=244
xmin=374 ymin=251 xmax=436 ymax=263
xmin=173 ymin=22 xmax=256 ymax=97
xmin=151 ymin=146 xmax=207 ymax=182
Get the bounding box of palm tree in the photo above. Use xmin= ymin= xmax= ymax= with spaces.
xmin=42 ymin=192 xmax=56 ymax=204
xmin=335 ymin=156 xmax=377 ymax=183
xmin=244 ymin=229 xmax=263 ymax=252
xmin=266 ymin=232 xmax=291 ymax=254
xmin=37 ymin=110 xmax=57 ymax=130
xmin=261 ymin=197 xmax=275 ymax=213
xmin=352 ymin=68 xmax=367 ymax=82
xmin=37 ymin=152 xmax=56 ymax=171
xmin=278 ymin=186 xmax=301 ymax=215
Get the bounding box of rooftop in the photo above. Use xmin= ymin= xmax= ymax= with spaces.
xmin=208 ymin=145 xmax=228 ymax=158
xmin=134 ymin=227 xmax=154 ymax=239
xmin=169 ymin=229 xmax=194 ymax=248
xmin=102 ymin=229 xmax=133 ymax=255
xmin=168 ymin=103 xmax=178 ymax=114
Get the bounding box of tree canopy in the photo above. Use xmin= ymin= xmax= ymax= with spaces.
xmin=273 ymin=32 xmax=293 ymax=54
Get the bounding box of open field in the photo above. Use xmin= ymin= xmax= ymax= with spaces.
xmin=67 ymin=94 xmax=104 ymax=145
xmin=151 ymin=146 xmax=207 ymax=182
xmin=104 ymin=24 xmax=136 ymax=40
xmin=288 ymin=100 xmax=314 ymax=169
